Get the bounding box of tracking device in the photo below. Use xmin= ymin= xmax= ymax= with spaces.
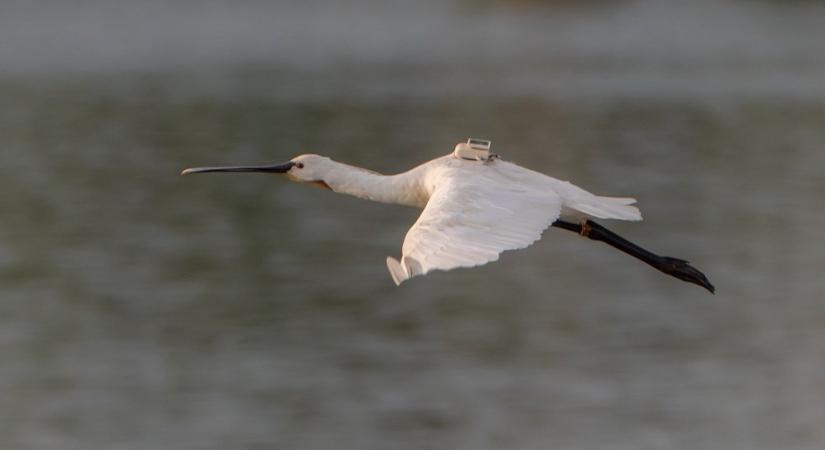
xmin=453 ymin=138 xmax=498 ymax=162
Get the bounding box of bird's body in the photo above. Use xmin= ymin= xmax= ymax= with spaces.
xmin=317 ymin=153 xmax=640 ymax=285
xmin=183 ymin=140 xmax=714 ymax=292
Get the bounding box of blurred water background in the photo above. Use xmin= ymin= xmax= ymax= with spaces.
xmin=1 ymin=0 xmax=824 ymax=449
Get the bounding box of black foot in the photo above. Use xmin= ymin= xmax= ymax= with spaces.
xmin=655 ymin=256 xmax=715 ymax=294
xmin=552 ymin=219 xmax=715 ymax=294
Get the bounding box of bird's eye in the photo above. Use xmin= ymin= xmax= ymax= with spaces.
xmin=296 ymin=163 xmax=304 ymax=169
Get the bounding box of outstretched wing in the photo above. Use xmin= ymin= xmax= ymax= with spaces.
xmin=386 ymin=163 xmax=563 ymax=285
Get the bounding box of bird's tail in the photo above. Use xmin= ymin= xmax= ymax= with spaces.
xmin=569 ymin=196 xmax=642 ymax=221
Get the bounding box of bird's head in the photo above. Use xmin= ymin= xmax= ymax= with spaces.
xmin=181 ymin=154 xmax=336 ymax=189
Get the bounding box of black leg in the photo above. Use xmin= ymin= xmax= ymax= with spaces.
xmin=551 ymin=219 xmax=715 ymax=293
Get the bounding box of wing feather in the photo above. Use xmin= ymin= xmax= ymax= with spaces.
xmin=388 ymin=163 xmax=563 ymax=285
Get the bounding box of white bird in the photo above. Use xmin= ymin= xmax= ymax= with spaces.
xmin=183 ymin=139 xmax=713 ymax=292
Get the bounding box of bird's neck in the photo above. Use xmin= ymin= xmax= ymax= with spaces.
xmin=321 ymin=161 xmax=428 ymax=208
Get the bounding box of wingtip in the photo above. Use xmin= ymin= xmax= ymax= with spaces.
xmin=386 ymin=257 xmax=407 ymax=286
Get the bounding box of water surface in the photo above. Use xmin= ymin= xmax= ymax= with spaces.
xmin=1 ymin=1 xmax=824 ymax=449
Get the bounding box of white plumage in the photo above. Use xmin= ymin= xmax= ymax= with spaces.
xmin=381 ymin=154 xmax=641 ymax=285
xmin=182 ymin=140 xmax=643 ymax=286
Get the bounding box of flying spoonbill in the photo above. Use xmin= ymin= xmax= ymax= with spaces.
xmin=182 ymin=139 xmax=714 ymax=292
